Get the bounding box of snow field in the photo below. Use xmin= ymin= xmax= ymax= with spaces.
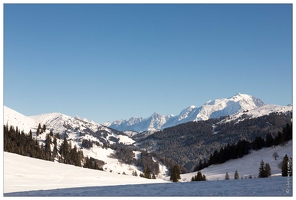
xmin=181 ymin=141 xmax=292 ymax=182
xmin=3 ymin=152 xmax=168 ymax=194
xmin=4 ymin=141 xmax=293 ymax=196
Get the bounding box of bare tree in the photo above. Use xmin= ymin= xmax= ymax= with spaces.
xmin=273 ymin=152 xmax=279 ymax=160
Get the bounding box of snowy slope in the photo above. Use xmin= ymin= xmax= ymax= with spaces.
xmin=3 ymin=106 xmax=38 ymax=133
xmin=3 ymin=106 xmax=168 ymax=179
xmin=107 ymin=93 xmax=266 ymax=132
xmin=218 ymin=104 xmax=292 ymax=124
xmin=3 ymin=152 xmax=168 ymax=193
xmin=3 ymin=106 xmax=136 ymax=147
xmin=4 ymin=141 xmax=293 ymax=196
xmin=179 ymin=141 xmax=292 ymax=182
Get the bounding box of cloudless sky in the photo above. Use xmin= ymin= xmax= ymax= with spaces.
xmin=4 ymin=4 xmax=292 ymax=123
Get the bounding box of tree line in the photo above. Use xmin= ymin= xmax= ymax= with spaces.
xmin=194 ymin=123 xmax=292 ymax=172
xmin=4 ymin=124 xmax=103 ymax=171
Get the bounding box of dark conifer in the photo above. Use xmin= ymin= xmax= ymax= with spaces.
xmin=44 ymin=134 xmax=52 ymax=160
xmin=37 ymin=123 xmax=41 ymax=136
xmin=225 ymin=172 xmax=230 ymax=180
xmin=192 ymin=171 xmax=206 ymax=181
xmin=265 ymin=163 xmax=271 ymax=177
xmin=259 ymin=160 xmax=265 ymax=178
xmin=170 ymin=165 xmax=181 ymax=182
xmin=42 ymin=124 xmax=46 ymax=133
xmin=144 ymin=167 xmax=151 ymax=179
xmin=282 ymin=154 xmax=289 ymax=176
xmin=234 ymin=170 xmax=239 ymax=179
xmin=53 ymin=137 xmax=58 ymax=158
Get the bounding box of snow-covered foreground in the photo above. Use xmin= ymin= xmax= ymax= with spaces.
xmin=4 ymin=175 xmax=293 ymax=196
xmin=3 ymin=152 xmax=167 ymax=194
xmin=4 ymin=140 xmax=293 ymax=196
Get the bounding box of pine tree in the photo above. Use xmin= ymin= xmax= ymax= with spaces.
xmin=282 ymin=154 xmax=289 ymax=176
xmin=42 ymin=124 xmax=46 ymax=133
xmin=265 ymin=163 xmax=271 ymax=177
xmin=225 ymin=172 xmax=230 ymax=180
xmin=273 ymin=152 xmax=279 ymax=160
xmin=44 ymin=134 xmax=52 ymax=160
xmin=60 ymin=137 xmax=70 ymax=164
xmin=196 ymin=171 xmax=203 ymax=181
xmin=37 ymin=123 xmax=41 ymax=136
xmin=144 ymin=167 xmax=151 ymax=179
xmin=259 ymin=159 xmax=265 ymax=178
xmin=289 ymin=157 xmax=292 ymax=176
xmin=259 ymin=159 xmax=271 ymax=178
xmin=52 ymin=137 xmax=58 ymax=159
xmin=132 ymin=170 xmax=138 ymax=176
xmin=191 ymin=171 xmax=206 ymax=181
xmin=29 ymin=130 xmax=32 ymax=139
xmin=234 ymin=170 xmax=239 ymax=179
xmin=170 ymin=165 xmax=181 ymax=182
xmin=49 ymin=129 xmax=54 ymax=137
xmin=202 ymin=174 xmax=206 ymax=181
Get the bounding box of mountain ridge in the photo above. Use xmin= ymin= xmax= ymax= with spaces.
xmin=106 ymin=93 xmax=266 ymax=132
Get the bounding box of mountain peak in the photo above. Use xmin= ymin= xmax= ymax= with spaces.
xmin=231 ymin=93 xmax=251 ymax=99
xmin=151 ymin=112 xmax=162 ymax=116
xmin=108 ymin=93 xmax=267 ymax=132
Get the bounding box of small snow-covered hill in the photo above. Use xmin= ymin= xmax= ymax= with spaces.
xmin=179 ymin=141 xmax=292 ymax=182
xmin=107 ymin=93 xmax=266 ymax=132
xmin=30 ymin=112 xmax=135 ymax=145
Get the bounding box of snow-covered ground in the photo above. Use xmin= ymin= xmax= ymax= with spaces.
xmin=180 ymin=141 xmax=293 ymax=182
xmin=3 ymin=141 xmax=293 ymax=196
xmin=4 ymin=176 xmax=293 ymax=196
xmin=3 ymin=152 xmax=168 ymax=194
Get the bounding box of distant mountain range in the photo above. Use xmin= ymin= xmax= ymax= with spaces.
xmin=3 ymin=93 xmax=292 ymax=173
xmin=105 ymin=93 xmax=266 ymax=132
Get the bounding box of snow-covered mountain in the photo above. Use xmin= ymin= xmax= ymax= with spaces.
xmin=107 ymin=93 xmax=266 ymax=132
xmin=3 ymin=106 xmax=148 ymax=177
xmin=4 ymin=106 xmax=38 ymax=133
xmin=29 ymin=112 xmax=136 ymax=145
xmin=218 ymin=104 xmax=293 ymax=125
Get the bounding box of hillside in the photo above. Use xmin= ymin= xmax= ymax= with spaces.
xmin=3 ymin=106 xmax=171 ymax=178
xmin=180 ymin=141 xmax=292 ymax=181
xmin=4 ymin=141 xmax=292 ymax=195
xmin=137 ymin=110 xmax=292 ymax=171
xmin=3 ymin=152 xmax=168 ymax=193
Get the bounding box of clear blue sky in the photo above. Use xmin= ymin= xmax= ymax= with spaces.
xmin=4 ymin=4 xmax=292 ymax=123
